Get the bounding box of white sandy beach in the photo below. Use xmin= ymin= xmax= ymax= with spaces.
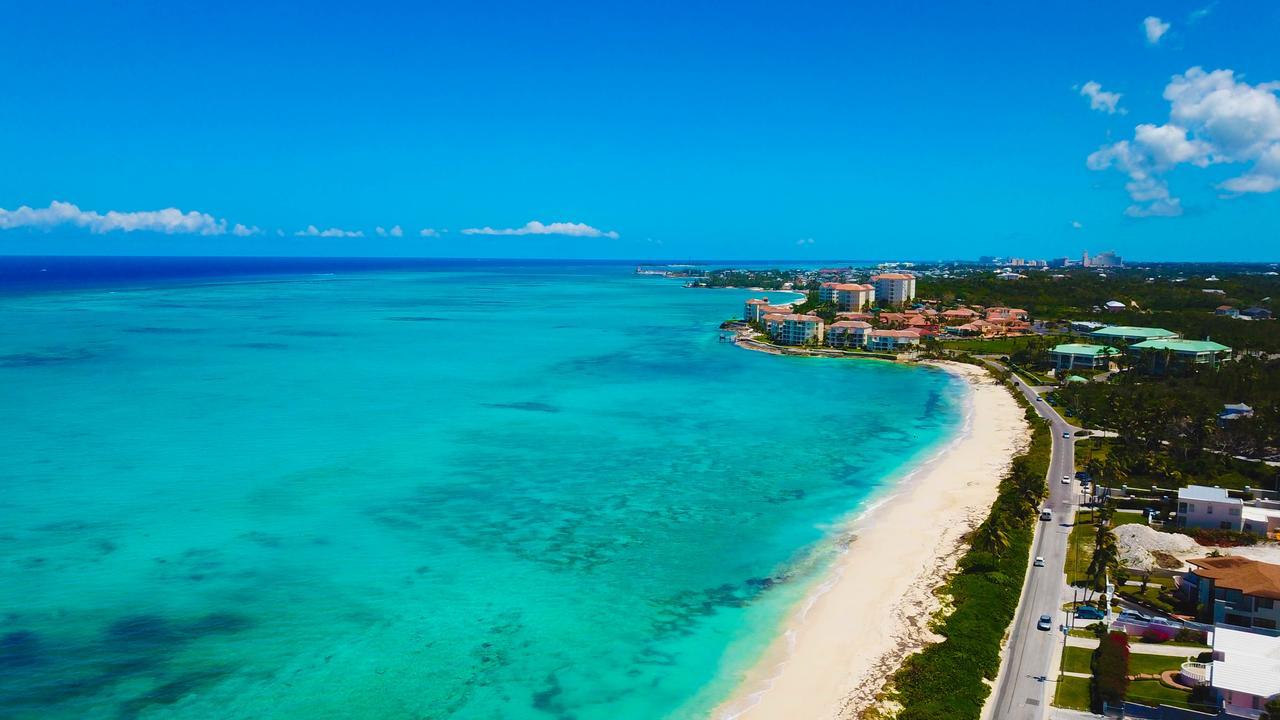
xmin=713 ymin=361 xmax=1030 ymax=720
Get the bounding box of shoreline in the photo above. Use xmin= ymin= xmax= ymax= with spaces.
xmin=711 ymin=361 xmax=1030 ymax=720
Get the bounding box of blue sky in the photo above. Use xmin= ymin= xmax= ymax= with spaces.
xmin=2 ymin=1 xmax=1278 ymax=260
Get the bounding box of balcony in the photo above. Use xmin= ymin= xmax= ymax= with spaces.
xmin=1178 ymin=660 xmax=1211 ymax=686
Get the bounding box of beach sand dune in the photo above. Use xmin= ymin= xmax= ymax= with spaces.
xmin=714 ymin=361 xmax=1029 ymax=720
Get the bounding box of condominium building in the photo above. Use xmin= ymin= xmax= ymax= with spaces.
xmin=1128 ymin=338 xmax=1232 ymax=373
xmin=763 ymin=313 xmax=825 ymax=346
xmin=826 ymin=320 xmax=871 ymax=349
xmin=871 ymin=273 xmax=916 ymax=307
xmin=1177 ymin=486 xmax=1244 ymax=531
xmin=1089 ymin=326 xmax=1179 ymax=343
xmin=1048 ymin=343 xmax=1119 ymax=371
xmin=866 ymin=328 xmax=921 ymax=352
xmin=743 ymin=299 xmax=792 ymax=324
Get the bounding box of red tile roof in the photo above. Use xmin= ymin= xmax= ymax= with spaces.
xmin=1189 ymin=556 xmax=1280 ymax=600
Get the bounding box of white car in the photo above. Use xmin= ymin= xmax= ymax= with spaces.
xmin=1037 ymin=614 xmax=1053 ymax=631
xmin=1063 ymin=432 xmax=1071 ymax=439
xmin=1035 ymin=397 xmax=1042 ymax=402
xmin=1062 ymin=475 xmax=1071 ymax=484
xmin=1033 ymin=556 xmax=1045 ymax=567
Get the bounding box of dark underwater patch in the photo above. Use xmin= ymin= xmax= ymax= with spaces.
xmin=482 ymin=401 xmax=560 ymax=413
xmin=0 ymin=348 xmax=97 ymax=368
xmin=229 ymin=342 xmax=290 ymax=350
xmin=123 ymin=327 xmax=204 ymax=335
xmin=0 ymin=630 xmax=42 ymax=669
xmin=117 ymin=668 xmax=232 ymax=718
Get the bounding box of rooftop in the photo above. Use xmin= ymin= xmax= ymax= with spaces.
xmin=1178 ymin=485 xmax=1234 ymax=502
xmin=1090 ymin=326 xmax=1179 ymax=339
xmin=870 ymin=329 xmax=921 ymax=338
xmin=1211 ymin=626 xmax=1280 ymax=699
xmin=1051 ymin=343 xmax=1119 ymax=356
xmin=1188 ymin=556 xmax=1280 ymax=600
xmin=872 ymin=273 xmax=915 ymax=280
xmin=1129 ymin=338 xmax=1232 ymax=353
xmin=829 ymin=320 xmax=871 ymax=329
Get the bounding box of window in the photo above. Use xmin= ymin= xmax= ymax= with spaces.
xmin=1207 ymin=505 xmax=1214 ymax=514
xmin=1256 ymin=618 xmax=1277 ymax=630
xmin=1220 ymin=521 xmax=1232 ymax=529
xmin=1179 ymin=502 xmax=1188 ymax=513
xmin=1258 ymin=598 xmax=1274 ymax=610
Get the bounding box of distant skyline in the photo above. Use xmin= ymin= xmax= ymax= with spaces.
xmin=2 ymin=1 xmax=1279 ymax=260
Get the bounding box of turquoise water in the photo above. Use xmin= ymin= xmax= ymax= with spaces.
xmin=0 ymin=264 xmax=965 ymax=719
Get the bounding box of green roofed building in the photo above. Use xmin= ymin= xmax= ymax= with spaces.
xmin=1128 ymin=338 xmax=1232 ymax=373
xmin=1089 ymin=326 xmax=1179 ymax=343
xmin=1048 ymin=343 xmax=1119 ymax=371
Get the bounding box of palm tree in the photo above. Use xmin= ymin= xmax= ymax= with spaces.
xmin=971 ymin=518 xmax=1012 ymax=556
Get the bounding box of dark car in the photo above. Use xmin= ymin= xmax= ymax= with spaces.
xmin=1075 ymin=605 xmax=1105 ymax=620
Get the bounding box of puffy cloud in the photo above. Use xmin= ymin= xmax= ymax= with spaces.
xmin=232 ymin=224 xmax=262 ymax=237
xmin=1087 ymin=67 xmax=1280 ymax=214
xmin=1079 ymin=81 xmax=1124 ymax=115
xmin=461 ymin=220 xmax=619 ymax=239
xmin=295 ymin=225 xmax=365 ymax=238
xmin=1143 ymin=16 xmax=1170 ymax=44
xmin=1071 ymin=220 xmax=1083 ymax=229
xmin=0 ymin=200 xmax=237 ymax=235
xmin=375 ymin=225 xmax=405 ymax=238
xmin=419 ymin=228 xmax=440 ymax=237
xmin=795 ymin=237 xmax=815 ymax=246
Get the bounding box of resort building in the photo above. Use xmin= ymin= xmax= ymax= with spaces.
xmin=832 ymin=283 xmax=875 ymax=312
xmin=826 ymin=320 xmax=871 ymax=349
xmin=818 ymin=282 xmax=839 ymax=303
xmin=1089 ymin=325 xmax=1180 ymax=343
xmin=871 ymin=273 xmax=916 ymax=307
xmin=1216 ymin=305 xmax=1240 ymax=317
xmin=1047 ymin=343 xmax=1119 ymax=371
xmin=744 ymin=300 xmax=793 ymax=324
xmin=866 ymin=329 xmax=921 ymax=352
xmin=984 ymin=307 xmax=1029 ymax=321
xmin=1181 ymin=556 xmax=1280 ymax=634
xmin=1128 ymin=338 xmax=1232 ymax=373
xmin=763 ymin=313 xmax=825 ymax=346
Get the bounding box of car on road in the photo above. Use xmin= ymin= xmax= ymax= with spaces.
xmin=1037 ymin=614 xmax=1053 ymax=631
xmin=1033 ymin=556 xmax=1044 ymax=567
xmin=1040 ymin=508 xmax=1052 ymax=521
xmin=1035 ymin=396 xmax=1042 ymax=402
xmin=1063 ymin=432 xmax=1071 ymax=439
xmin=1061 ymin=475 xmax=1071 ymax=484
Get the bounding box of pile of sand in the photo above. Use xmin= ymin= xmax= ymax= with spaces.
xmin=1115 ymin=524 xmax=1203 ymax=571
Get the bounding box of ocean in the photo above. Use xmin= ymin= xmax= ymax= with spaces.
xmin=0 ymin=258 xmax=965 ymax=719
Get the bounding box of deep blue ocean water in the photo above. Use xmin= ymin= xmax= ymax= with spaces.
xmin=0 ymin=258 xmax=965 ymax=719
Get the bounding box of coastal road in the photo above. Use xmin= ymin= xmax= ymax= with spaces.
xmin=982 ymin=362 xmax=1080 ymax=720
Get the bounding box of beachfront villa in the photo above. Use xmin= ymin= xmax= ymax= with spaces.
xmin=764 ymin=313 xmax=825 ymax=345
xmin=1047 ymin=343 xmax=1119 ymax=371
xmin=1191 ymin=626 xmax=1280 ymax=717
xmin=871 ymin=273 xmax=916 ymax=307
xmin=1088 ymin=325 xmax=1179 ymax=343
xmin=984 ymin=307 xmax=1029 ymax=321
xmin=1128 ymin=338 xmax=1233 ymax=373
xmin=826 ymin=320 xmax=872 ymax=349
xmin=866 ymin=329 xmax=921 ymax=352
xmin=1177 ymin=485 xmax=1280 ymax=538
xmin=1181 ymin=555 xmax=1280 ymax=634
xmin=940 ymin=307 xmax=979 ymax=323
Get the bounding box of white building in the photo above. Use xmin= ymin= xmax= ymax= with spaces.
xmin=1178 ymin=486 xmax=1244 ymax=531
xmin=871 ymin=273 xmax=916 ymax=307
xmin=763 ymin=313 xmax=825 ymax=346
xmin=1194 ymin=626 xmax=1280 ymax=717
xmin=826 ymin=320 xmax=871 ymax=349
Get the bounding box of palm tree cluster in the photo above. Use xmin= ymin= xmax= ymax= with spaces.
xmin=969 ymin=457 xmax=1047 ymax=559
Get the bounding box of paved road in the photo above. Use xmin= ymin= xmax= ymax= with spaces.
xmin=983 ymin=363 xmax=1081 ymax=720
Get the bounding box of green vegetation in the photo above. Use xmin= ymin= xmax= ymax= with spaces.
xmin=1091 ymin=631 xmax=1130 ymax=712
xmin=876 ymin=377 xmax=1051 ymax=720
xmin=1127 ymin=653 xmax=1188 ymax=676
xmin=1062 ymin=646 xmax=1093 ymax=674
xmin=1054 ymin=675 xmax=1092 ymax=712
xmin=941 ymin=335 xmax=1068 ymax=355
xmin=691 ymin=268 xmax=801 ymax=290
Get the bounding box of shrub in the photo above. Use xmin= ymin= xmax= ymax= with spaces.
xmin=1091 ymin=631 xmax=1131 ymax=712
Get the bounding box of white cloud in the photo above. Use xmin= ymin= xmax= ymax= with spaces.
xmin=0 ymin=200 xmax=241 ymax=235
xmin=1071 ymin=220 xmax=1083 ymax=229
xmin=1087 ymin=66 xmax=1280 ymax=214
xmin=232 ymin=224 xmax=261 ymax=237
xmin=1079 ymin=81 xmax=1124 ymax=115
xmin=1143 ymin=16 xmax=1170 ymax=44
xmin=796 ymin=237 xmax=815 ymax=246
xmin=1189 ymin=3 xmax=1216 ymax=22
xmin=419 ymin=228 xmax=440 ymax=237
xmin=374 ymin=225 xmax=405 ymax=238
xmin=295 ymin=225 xmax=365 ymax=238
xmin=461 ymin=220 xmax=619 ymax=239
